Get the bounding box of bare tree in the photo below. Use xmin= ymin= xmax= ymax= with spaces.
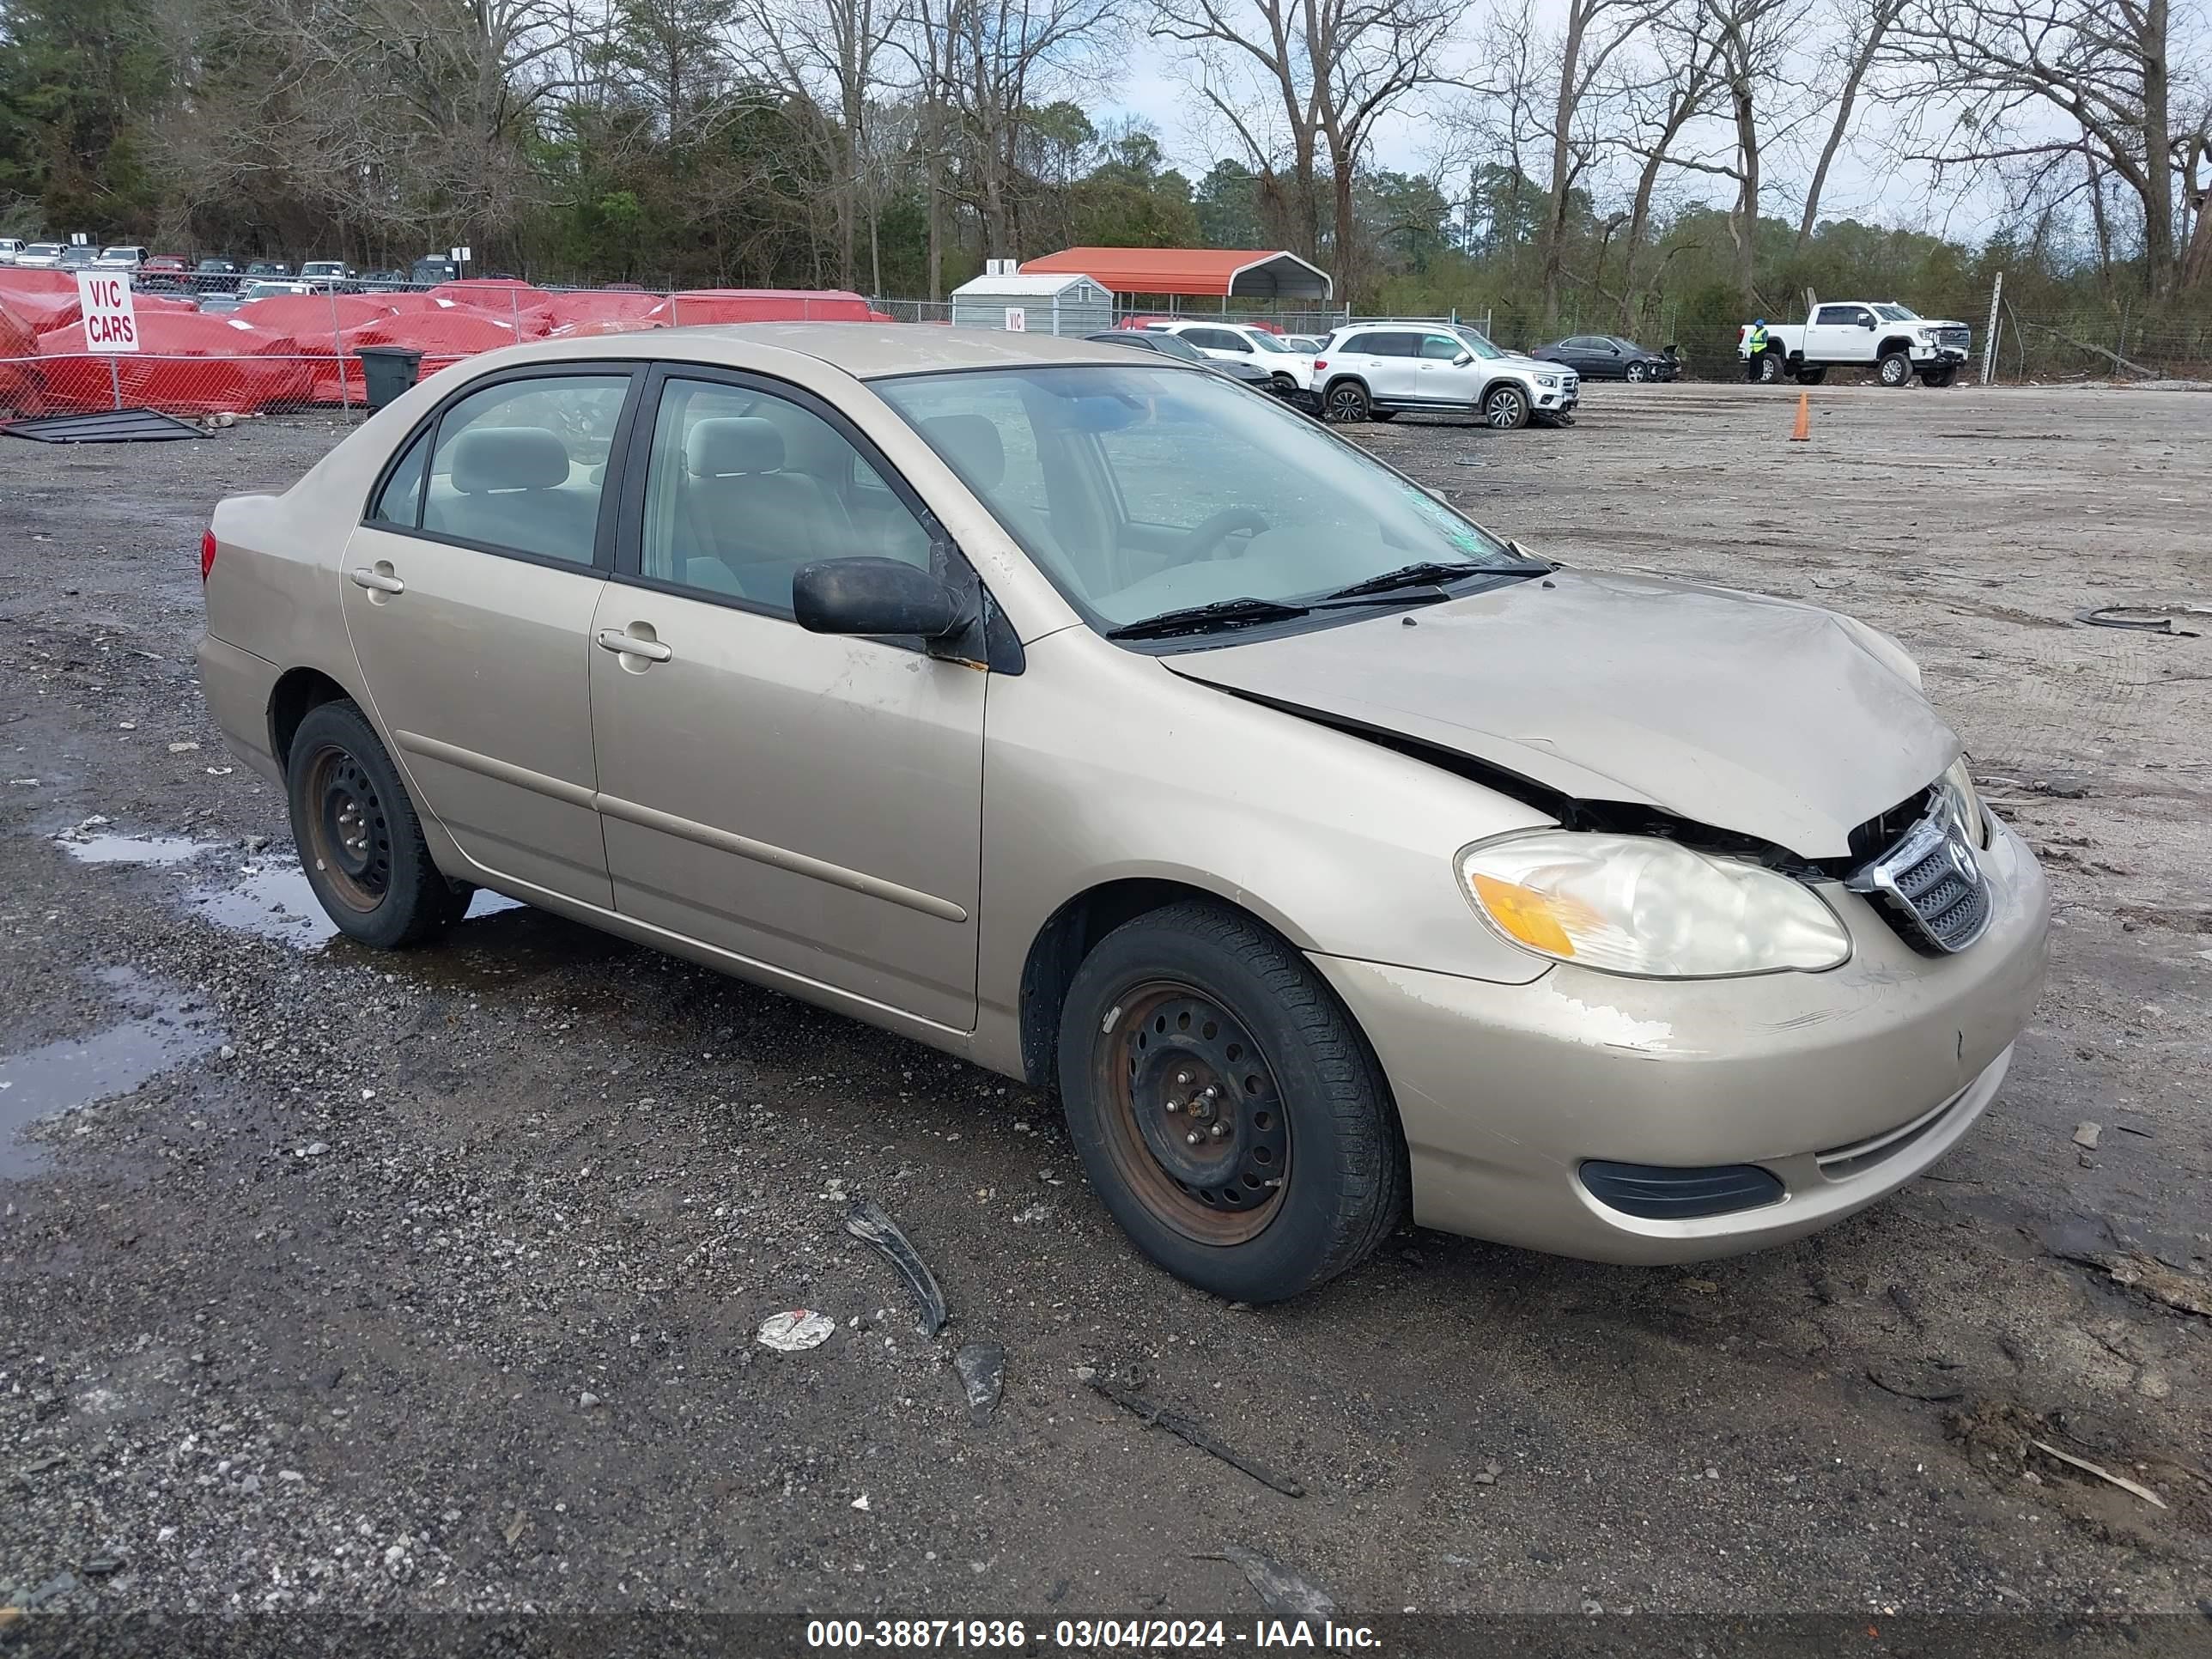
xmin=1527 ymin=0 xmax=1661 ymax=325
xmin=744 ymin=0 xmax=909 ymax=289
xmin=1890 ymin=0 xmax=2196 ymax=295
xmin=1701 ymin=0 xmax=1808 ymax=311
xmin=1792 ymin=0 xmax=1903 ymax=252
xmin=1150 ymin=0 xmax=1455 ymax=298
xmin=1611 ymin=0 xmax=1727 ymax=328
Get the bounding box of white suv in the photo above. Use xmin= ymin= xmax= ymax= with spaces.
xmin=1312 ymin=323 xmax=1577 ymax=429
xmin=1141 ymin=321 xmax=1316 ymax=392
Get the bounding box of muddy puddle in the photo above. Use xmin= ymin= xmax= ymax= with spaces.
xmin=0 ymin=968 xmax=222 ymax=1179
xmin=184 ymin=859 xmax=521 ymax=950
xmin=52 ymin=829 xmax=523 ymax=951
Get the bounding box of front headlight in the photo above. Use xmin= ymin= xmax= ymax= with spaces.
xmin=1456 ymin=831 xmax=1851 ymax=978
xmin=1534 ymin=374 xmax=1559 ymax=387
xmin=1936 ymin=756 xmax=1990 ymax=848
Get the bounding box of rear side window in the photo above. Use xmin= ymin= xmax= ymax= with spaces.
xmin=1338 ymin=332 xmax=1384 ymax=356
xmin=420 ymin=374 xmax=629 ymax=567
xmin=368 ymin=429 xmax=429 ymax=528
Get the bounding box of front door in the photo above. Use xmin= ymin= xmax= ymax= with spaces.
xmin=586 ymin=368 xmax=987 ymax=1031
xmin=341 ymin=367 xmax=638 ymax=907
xmin=1410 ymin=330 xmax=1480 ymax=404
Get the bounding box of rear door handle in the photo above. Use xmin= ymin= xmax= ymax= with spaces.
xmin=598 ymin=629 xmax=672 ymax=663
xmin=349 ymin=567 xmax=404 ymax=594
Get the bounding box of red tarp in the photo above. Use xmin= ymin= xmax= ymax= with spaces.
xmin=232 ymin=295 xmax=403 ymax=402
xmin=340 ymin=307 xmax=532 ymax=379
xmin=0 ymin=276 xmax=82 ymax=334
xmin=544 ymin=289 xmax=663 ymax=328
xmin=647 ymin=289 xmax=876 ymax=326
xmin=427 ymin=278 xmax=554 ymax=313
xmin=33 ymin=312 xmax=315 ymax=413
xmin=0 ymin=300 xmax=43 ymax=412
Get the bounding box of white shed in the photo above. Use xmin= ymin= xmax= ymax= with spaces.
xmin=948 ymin=270 xmax=1113 ymax=336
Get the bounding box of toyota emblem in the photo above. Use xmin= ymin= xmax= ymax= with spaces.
xmin=1944 ymin=832 xmax=1978 ymax=883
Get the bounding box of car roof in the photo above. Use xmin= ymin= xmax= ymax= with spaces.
xmin=621 ymin=322 xmax=1146 ymax=380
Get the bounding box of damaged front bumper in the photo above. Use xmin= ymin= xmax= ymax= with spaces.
xmin=1310 ymin=817 xmax=2049 ymax=1263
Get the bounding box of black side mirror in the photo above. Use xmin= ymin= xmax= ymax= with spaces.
xmin=1862 ymin=318 xmax=1875 ymax=329
xmin=793 ymin=557 xmax=973 ymax=641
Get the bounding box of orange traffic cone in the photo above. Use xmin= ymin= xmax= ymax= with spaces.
xmin=1790 ymin=391 xmax=1811 ymax=441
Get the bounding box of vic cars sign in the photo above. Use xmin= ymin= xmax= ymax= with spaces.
xmin=77 ymin=271 xmax=140 ymax=352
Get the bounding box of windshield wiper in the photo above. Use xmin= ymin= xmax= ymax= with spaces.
xmin=1105 ymin=597 xmax=1311 ymax=640
xmin=1320 ymin=558 xmax=1550 ymax=603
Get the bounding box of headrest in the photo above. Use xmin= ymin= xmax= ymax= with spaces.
xmin=449 ymin=426 xmax=569 ymax=493
xmin=687 ymin=416 xmax=784 ymax=477
xmin=921 ymin=414 xmax=1004 ymax=490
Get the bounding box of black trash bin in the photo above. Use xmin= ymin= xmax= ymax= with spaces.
xmin=356 ymin=346 xmax=424 ymax=412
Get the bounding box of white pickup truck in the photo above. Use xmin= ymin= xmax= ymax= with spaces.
xmin=1740 ymin=302 xmax=1972 ymax=388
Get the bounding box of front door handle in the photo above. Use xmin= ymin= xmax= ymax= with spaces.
xmin=349 ymin=566 xmax=404 ymax=595
xmin=598 ymin=629 xmax=672 ymax=663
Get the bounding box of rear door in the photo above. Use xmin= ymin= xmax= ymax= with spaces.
xmin=341 ymin=365 xmax=640 ymax=908
xmin=1808 ymin=305 xmax=1873 ymax=362
xmin=586 ymin=367 xmax=987 ymax=1030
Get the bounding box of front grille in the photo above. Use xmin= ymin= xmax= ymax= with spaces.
xmin=1846 ymin=805 xmax=1992 ymax=954
xmin=1933 ymin=326 xmax=1970 ymax=349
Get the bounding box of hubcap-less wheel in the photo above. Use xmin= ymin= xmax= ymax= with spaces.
xmin=1485 ymin=387 xmax=1528 ymax=428
xmin=1097 ymin=981 xmax=1288 ymax=1245
xmin=301 ymin=743 xmax=393 ymax=913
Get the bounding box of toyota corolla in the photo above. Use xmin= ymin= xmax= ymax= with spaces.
xmin=194 ymin=326 xmax=2049 ymax=1302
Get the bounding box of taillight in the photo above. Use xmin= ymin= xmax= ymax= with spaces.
xmin=200 ymin=527 xmax=217 ymax=583
xmin=1312 ymin=358 xmax=1327 ymax=370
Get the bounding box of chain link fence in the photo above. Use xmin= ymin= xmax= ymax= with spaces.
xmin=3 ymin=269 xmax=2204 ymax=422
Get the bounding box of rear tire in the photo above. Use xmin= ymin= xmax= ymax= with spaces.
xmin=1056 ymin=902 xmax=1407 ymax=1303
xmin=1322 ymin=380 xmax=1370 ymax=422
xmin=1481 ymin=384 xmax=1531 ymax=429
xmin=286 ymin=700 xmax=468 ymax=950
xmin=1878 ymin=350 xmax=1912 ymax=387
xmin=1754 ymin=351 xmax=1785 ymax=385
xmin=1796 ymin=367 xmax=1827 ymax=386
xmin=1921 ymin=367 xmax=1957 ymax=388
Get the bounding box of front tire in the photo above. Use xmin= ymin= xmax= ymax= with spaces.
xmin=1482 ymin=384 xmax=1531 ymax=429
xmin=1056 ymin=902 xmax=1407 ymax=1303
xmin=1322 ymin=380 xmax=1370 ymax=422
xmin=1796 ymin=367 xmax=1827 ymax=386
xmin=286 ymin=700 xmax=469 ymax=949
xmin=1626 ymin=362 xmax=1647 ymax=382
xmin=1878 ymin=350 xmax=1912 ymax=387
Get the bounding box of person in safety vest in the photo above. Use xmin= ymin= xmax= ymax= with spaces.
xmin=1744 ymin=319 xmax=1770 ymax=381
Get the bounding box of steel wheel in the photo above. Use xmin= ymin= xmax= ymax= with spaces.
xmin=300 ymin=742 xmax=393 ymax=914
xmin=1324 ymin=381 xmax=1369 ymax=422
xmin=1484 ymin=386 xmax=1529 ymax=428
xmin=1094 ymin=980 xmax=1289 ymax=1246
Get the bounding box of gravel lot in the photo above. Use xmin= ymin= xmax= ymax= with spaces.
xmin=3 ymin=380 xmax=2208 ymax=1626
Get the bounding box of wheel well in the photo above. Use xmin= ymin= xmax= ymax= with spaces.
xmin=1322 ymin=374 xmax=1369 ymax=399
xmin=268 ymin=667 xmax=355 ymax=773
xmin=1480 ymin=378 xmax=1527 ymax=402
xmin=1877 ymin=335 xmax=1916 ymax=359
xmin=1018 ymin=879 xmax=1288 ymax=1090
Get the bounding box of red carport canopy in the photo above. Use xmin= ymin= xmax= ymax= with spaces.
xmin=1019 ymin=246 xmax=1331 ymax=300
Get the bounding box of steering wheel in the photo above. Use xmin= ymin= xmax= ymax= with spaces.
xmin=1185 ymin=505 xmax=1272 ymax=561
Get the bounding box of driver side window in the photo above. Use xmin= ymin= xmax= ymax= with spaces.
xmin=1419 ymin=334 xmax=1463 ymax=361
xmin=637 ymin=377 xmax=932 ymax=614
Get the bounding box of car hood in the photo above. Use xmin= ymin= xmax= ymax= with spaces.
xmin=1161 ymin=569 xmax=1958 ymax=860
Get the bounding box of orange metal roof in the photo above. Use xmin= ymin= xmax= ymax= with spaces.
xmin=1020 ymin=246 xmax=1332 ymax=299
